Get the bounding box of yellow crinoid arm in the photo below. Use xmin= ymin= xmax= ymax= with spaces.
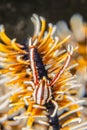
xmin=0 ymin=25 xmax=26 ymax=54
xmin=27 ymin=108 xmax=43 ymax=128
xmin=0 ymin=25 xmax=11 ymax=45
xmin=61 ymin=126 xmax=71 ymax=130
xmin=38 ymin=16 xmax=46 ymax=41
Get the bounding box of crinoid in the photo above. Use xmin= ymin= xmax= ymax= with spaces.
xmin=56 ymin=14 xmax=87 ymax=97
xmin=0 ymin=14 xmax=86 ymax=130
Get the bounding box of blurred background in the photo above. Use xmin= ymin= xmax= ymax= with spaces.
xmin=0 ymin=0 xmax=87 ymax=42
